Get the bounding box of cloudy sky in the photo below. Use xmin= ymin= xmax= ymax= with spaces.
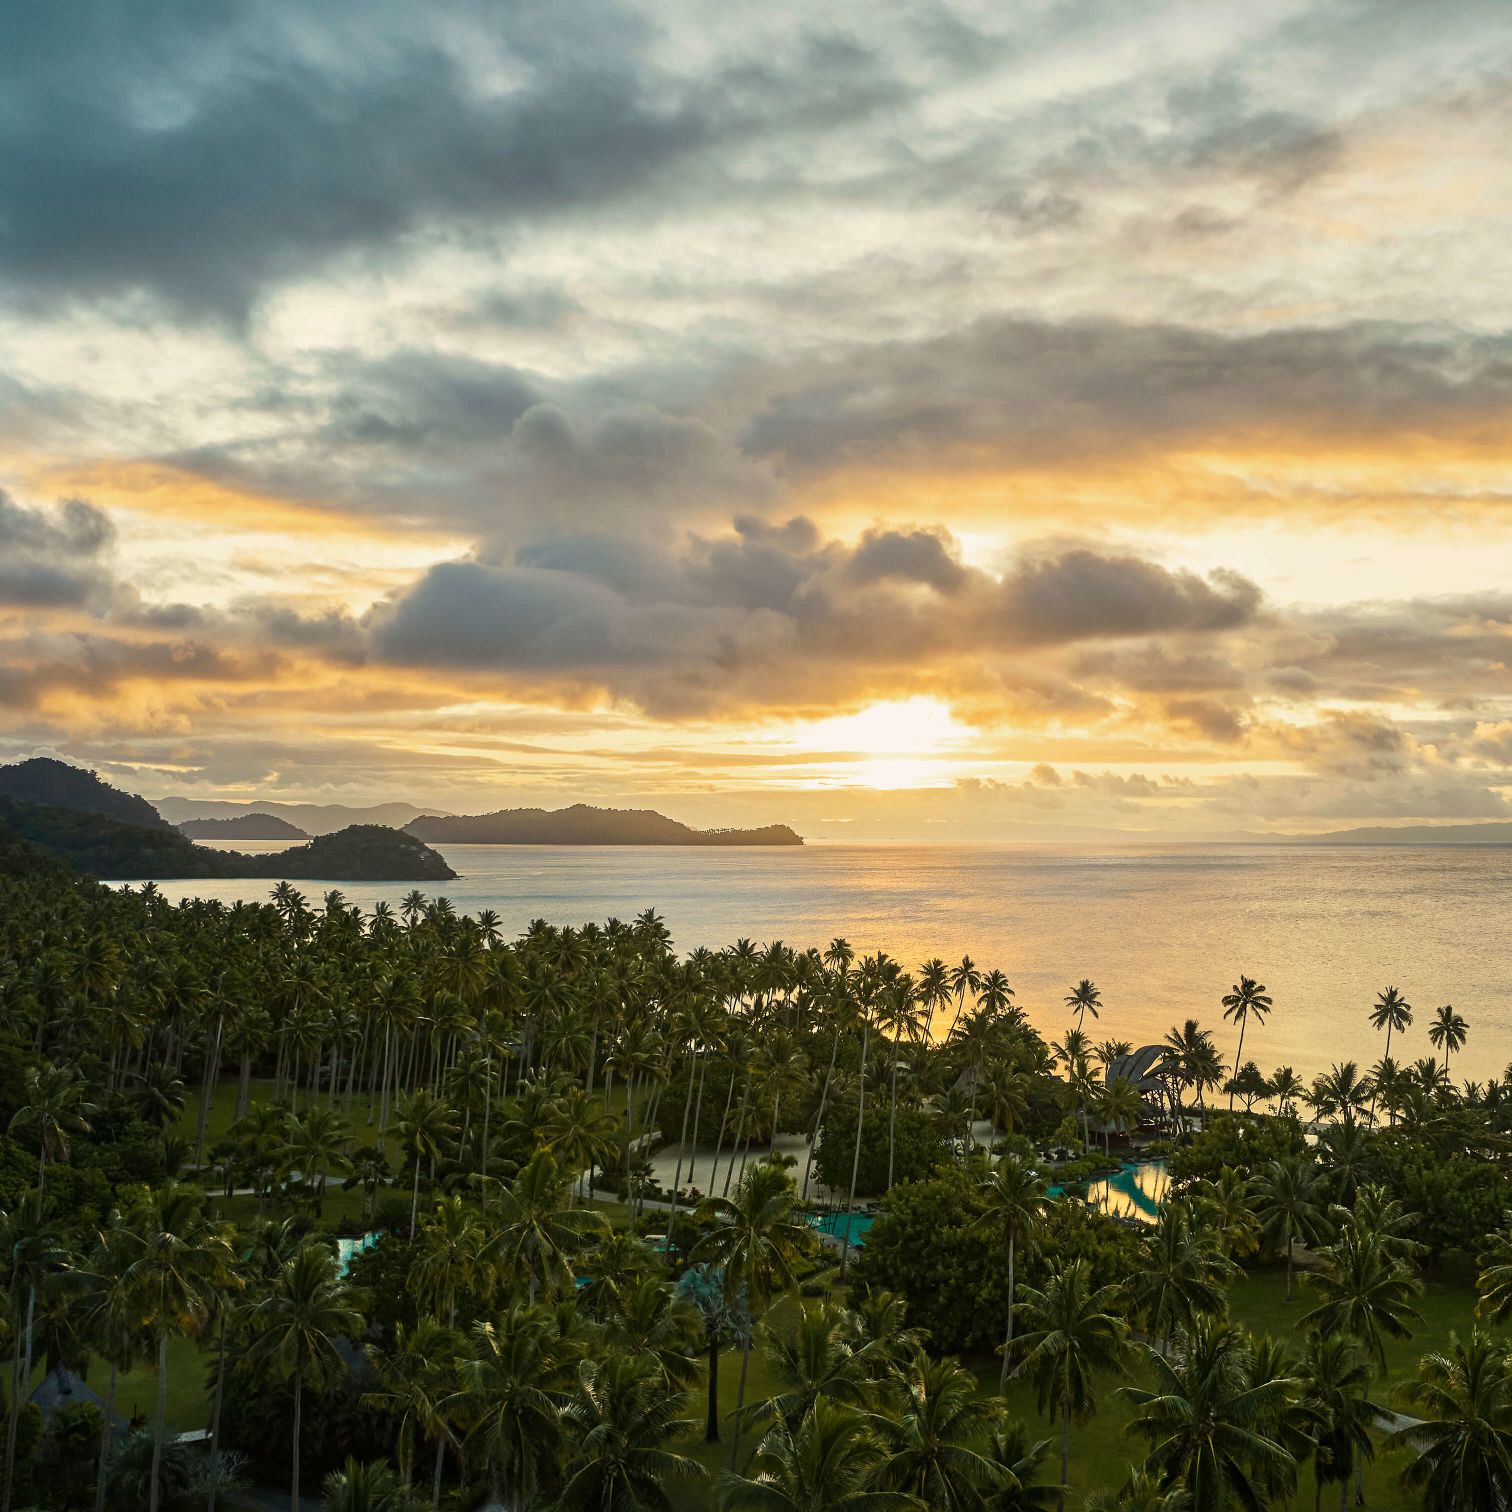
xmin=3 ymin=0 xmax=1512 ymax=839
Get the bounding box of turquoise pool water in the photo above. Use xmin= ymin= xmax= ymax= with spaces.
xmin=336 ymin=1232 xmax=381 ymax=1273
xmin=1049 ymin=1158 xmax=1169 ymax=1222
xmin=809 ymin=1211 xmax=874 ymax=1245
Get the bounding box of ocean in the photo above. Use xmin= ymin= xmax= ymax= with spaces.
xmin=143 ymin=841 xmax=1512 ymax=1085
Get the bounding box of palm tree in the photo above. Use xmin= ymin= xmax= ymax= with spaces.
xmin=1219 ymin=977 xmax=1271 ymax=1111
xmin=82 ymin=1216 xmax=146 ymax=1512
xmin=1253 ymin=1156 xmax=1329 ymax=1301
xmin=975 ymin=1421 xmax=1063 ymax=1512
xmin=8 ymin=1064 xmax=97 ymax=1195
xmin=1393 ymin=1328 xmax=1512 ymax=1512
xmin=883 ymin=1351 xmax=1000 ymax=1509
xmin=695 ymin=1161 xmax=814 ymax=1470
xmin=1301 ymin=1221 xmax=1422 ymax=1373
xmin=283 ymin=1105 xmax=352 ymax=1215
xmin=1064 ymin=981 xmax=1102 ymax=1033
xmin=1366 ymin=988 xmax=1412 ymax=1125
xmin=362 ymin=1317 xmax=462 ymax=1497
xmin=118 ymin=1184 xmax=236 ymax=1512
xmin=411 ymin=1195 xmax=483 ymax=1327
xmin=1016 ymin=1259 xmax=1129 ymax=1509
xmin=973 ymin=1154 xmax=1050 ymax=1390
xmin=1097 ymin=1076 xmax=1144 ymax=1155
xmin=558 ymin=1351 xmax=708 ymax=1510
xmin=1127 ymin=1200 xmax=1233 ymax=1353
xmin=716 ymin=1397 xmax=912 ymax=1512
xmin=1122 ymin=1318 xmax=1297 ymax=1512
xmin=245 ymin=1241 xmax=366 ymax=1512
xmin=1428 ymin=1004 xmax=1468 ymax=1077
xmin=321 ymin=1456 xmax=412 ymax=1511
xmin=1307 ymin=1063 xmax=1372 ymax=1129
xmin=1268 ymin=1066 xmax=1304 ymax=1119
xmin=453 ymin=1303 xmax=573 ymax=1507
xmin=394 ymin=1090 xmax=458 ymax=1238
xmin=484 ymin=1149 xmax=608 ymax=1303
xmin=1296 ymin=1332 xmax=1378 ymax=1512
xmin=1475 ymin=1220 xmax=1512 ymax=1323
xmin=746 ymin=1300 xmax=873 ymax=1432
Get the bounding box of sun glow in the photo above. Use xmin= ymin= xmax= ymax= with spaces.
xmin=778 ymin=697 xmax=977 ymax=789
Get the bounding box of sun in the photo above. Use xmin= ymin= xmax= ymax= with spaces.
xmin=780 ymin=697 xmax=975 ymax=789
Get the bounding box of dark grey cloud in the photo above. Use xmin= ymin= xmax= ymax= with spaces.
xmin=742 ymin=317 xmax=1512 ymax=474
xmin=0 ymin=491 xmax=116 ymax=608
xmin=0 ymin=2 xmax=717 ymax=320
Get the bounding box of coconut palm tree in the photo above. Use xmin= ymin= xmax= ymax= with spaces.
xmin=975 ymin=1421 xmax=1063 ymax=1512
xmin=362 ymin=1317 xmax=463 ymax=1499
xmin=1428 ymin=1004 xmax=1468 ymax=1077
xmin=1476 ymin=1220 xmax=1512 ymax=1324
xmin=1268 ymin=1066 xmax=1304 ymax=1119
xmin=695 ymin=1161 xmax=815 ymax=1470
xmin=1016 ymin=1259 xmax=1129 ymax=1509
xmin=1307 ymin=1063 xmax=1372 ymax=1129
xmin=744 ymin=1300 xmax=872 ymax=1433
xmin=1219 ymin=977 xmax=1272 ymax=1111
xmin=973 ymin=1154 xmax=1050 ymax=1390
xmin=1097 ymin=1076 xmax=1144 ymax=1155
xmin=1129 ymin=1199 xmax=1234 ymax=1356
xmin=1122 ymin=1318 xmax=1297 ymax=1512
xmin=393 ymin=1090 xmax=458 ymax=1239
xmin=1253 ymin=1156 xmax=1329 ymax=1302
xmin=715 ymin=1397 xmax=910 ymax=1512
xmin=1064 ymin=981 xmax=1102 ymax=1033
xmin=484 ymin=1149 xmax=608 ymax=1303
xmin=245 ymin=1241 xmax=366 ymax=1512
xmin=1302 ymin=1220 xmax=1422 ymax=1373
xmin=882 ymin=1351 xmax=1000 ymax=1509
xmin=1366 ymin=988 xmax=1412 ymax=1125
xmin=1393 ymin=1328 xmax=1512 ymax=1512
xmin=320 ymin=1457 xmax=413 ymax=1511
xmin=1296 ymin=1331 xmax=1378 ymax=1512
xmin=558 ymin=1351 xmax=708 ymax=1510
xmin=452 ymin=1303 xmax=574 ymax=1507
xmin=8 ymin=1064 xmax=97 ymax=1196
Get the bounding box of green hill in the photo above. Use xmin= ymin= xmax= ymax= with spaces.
xmin=0 ymin=756 xmax=171 ymax=830
xmin=0 ymin=797 xmax=454 ymax=882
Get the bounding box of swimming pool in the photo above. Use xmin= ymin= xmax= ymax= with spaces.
xmin=808 ymin=1211 xmax=874 ymax=1246
xmin=1049 ymin=1158 xmax=1169 ymax=1223
xmin=336 ymin=1232 xmax=381 ymax=1273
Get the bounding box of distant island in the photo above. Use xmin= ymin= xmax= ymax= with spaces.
xmin=177 ymin=813 xmax=311 ymax=840
xmin=405 ymin=802 xmax=803 ymax=846
xmin=1290 ymin=821 xmax=1512 ymax=846
xmin=0 ymin=760 xmax=454 ymax=881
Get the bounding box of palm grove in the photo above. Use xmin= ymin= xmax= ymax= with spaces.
xmin=0 ymin=841 xmax=1508 ymax=1511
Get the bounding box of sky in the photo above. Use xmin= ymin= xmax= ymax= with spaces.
xmin=3 ymin=0 xmax=1512 ymax=840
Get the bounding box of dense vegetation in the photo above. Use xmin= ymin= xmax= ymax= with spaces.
xmin=176 ymin=816 xmax=310 ymax=841
xmin=0 ymin=857 xmax=1508 ymax=1512
xmin=0 ymin=758 xmax=170 ymax=832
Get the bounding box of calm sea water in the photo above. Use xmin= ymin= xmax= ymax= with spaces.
xmin=145 ymin=842 xmax=1512 ymax=1084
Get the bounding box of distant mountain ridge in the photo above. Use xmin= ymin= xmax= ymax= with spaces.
xmin=406 ymin=803 xmax=803 ymax=846
xmin=157 ymin=796 xmax=437 ymax=835
xmin=177 ymin=813 xmax=310 ymax=840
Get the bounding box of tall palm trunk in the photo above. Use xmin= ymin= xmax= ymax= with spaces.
xmin=704 ymin=1329 xmax=721 ymax=1441
xmin=290 ymin=1373 xmax=302 ymax=1512
xmin=3 ymin=1299 xmax=22 ymax=1512
xmin=802 ymin=1029 xmax=840 ymax=1203
xmin=148 ymin=1332 xmax=168 ymax=1512
xmin=665 ymin=1047 xmax=700 ymax=1256
xmin=206 ymin=1314 xmax=228 ymax=1512
xmin=728 ymin=1328 xmax=753 ymax=1472
xmin=710 ymin=1070 xmax=736 ymax=1198
xmin=1058 ymin=1400 xmax=1070 ymax=1512
xmin=886 ymin=1035 xmax=901 ymax=1192
xmin=722 ymin=1072 xmax=752 ymax=1198
xmin=1229 ymin=1015 xmax=1247 ymax=1111
xmin=93 ymin=1362 xmax=118 ymax=1512
xmin=999 ymin=1229 xmax=1016 ymax=1393
xmin=840 ymin=1018 xmax=870 ymax=1279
